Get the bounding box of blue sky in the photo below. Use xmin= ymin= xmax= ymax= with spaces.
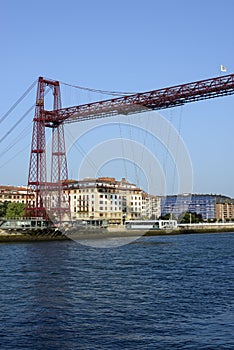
xmin=1 ymin=0 xmax=234 ymax=197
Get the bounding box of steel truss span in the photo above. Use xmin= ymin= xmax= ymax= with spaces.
xmin=44 ymin=73 xmax=234 ymax=125
xmin=26 ymin=74 xmax=234 ymax=219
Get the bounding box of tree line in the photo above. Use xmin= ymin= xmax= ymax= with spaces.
xmin=161 ymin=212 xmax=234 ymax=223
xmin=161 ymin=212 xmax=203 ymax=223
xmin=0 ymin=201 xmax=25 ymax=218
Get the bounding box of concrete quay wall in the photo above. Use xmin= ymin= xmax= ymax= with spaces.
xmin=178 ymin=222 xmax=234 ymax=232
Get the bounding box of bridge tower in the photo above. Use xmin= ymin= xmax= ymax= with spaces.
xmin=26 ymin=77 xmax=70 ymax=222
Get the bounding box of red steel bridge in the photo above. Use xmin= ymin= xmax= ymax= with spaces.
xmin=26 ymin=73 xmax=234 ymax=219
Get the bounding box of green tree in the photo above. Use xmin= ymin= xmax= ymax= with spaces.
xmin=179 ymin=211 xmax=203 ymax=223
xmin=0 ymin=201 xmax=8 ymax=217
xmin=6 ymin=202 xmax=25 ymax=218
xmin=160 ymin=213 xmax=177 ymax=220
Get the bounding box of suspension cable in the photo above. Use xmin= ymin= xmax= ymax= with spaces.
xmin=0 ymin=79 xmax=37 ymax=125
xmin=171 ymin=106 xmax=184 ymax=194
xmin=138 ymin=111 xmax=151 ymax=184
xmin=117 ymin=115 xmax=128 ymax=180
xmin=0 ymin=143 xmax=30 ymax=170
xmin=0 ymin=124 xmax=32 ymax=159
xmin=162 ymin=110 xmax=173 ymax=182
xmin=65 ymin=128 xmax=104 ymax=178
xmin=127 ymin=115 xmax=139 ymax=187
xmin=0 ymin=105 xmax=35 ymax=144
xmin=0 ymin=88 xmax=50 ymax=145
xmin=60 ymin=81 xmax=137 ymax=96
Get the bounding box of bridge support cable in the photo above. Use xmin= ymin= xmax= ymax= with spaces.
xmin=0 ymin=79 xmax=37 ymax=125
xmin=0 ymin=124 xmax=32 ymax=161
xmin=117 ymin=115 xmax=128 ymax=181
xmin=127 ymin=115 xmax=140 ymax=187
xmin=171 ymin=106 xmax=184 ymax=195
xmin=0 ymin=143 xmax=31 ymax=170
xmin=0 ymin=105 xmax=35 ymax=144
xmin=162 ymin=110 xmax=173 ymax=187
xmin=65 ymin=128 xmax=104 ymax=179
xmin=60 ymin=80 xmax=137 ymax=96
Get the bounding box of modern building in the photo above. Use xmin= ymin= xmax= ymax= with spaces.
xmin=161 ymin=193 xmax=234 ymax=221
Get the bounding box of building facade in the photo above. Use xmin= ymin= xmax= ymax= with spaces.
xmin=142 ymin=193 xmax=161 ymax=219
xmin=215 ymin=197 xmax=234 ymax=221
xmin=66 ymin=177 xmax=161 ymax=225
xmin=161 ymin=194 xmax=234 ymax=221
xmin=0 ymin=186 xmax=34 ymax=207
xmin=3 ymin=182 xmax=233 ymax=223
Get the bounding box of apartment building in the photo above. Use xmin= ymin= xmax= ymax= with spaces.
xmin=66 ymin=177 xmax=161 ymax=225
xmin=142 ymin=193 xmax=161 ymax=219
xmin=215 ymin=197 xmax=234 ymax=221
xmin=161 ymin=193 xmax=234 ymax=221
xmin=0 ymin=185 xmax=34 ymax=206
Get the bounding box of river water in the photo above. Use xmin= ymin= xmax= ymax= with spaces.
xmin=0 ymin=233 xmax=233 ymax=350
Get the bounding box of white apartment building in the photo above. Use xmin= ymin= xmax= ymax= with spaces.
xmin=142 ymin=193 xmax=161 ymax=219
xmin=66 ymin=177 xmax=161 ymax=225
xmin=0 ymin=185 xmax=35 ymax=206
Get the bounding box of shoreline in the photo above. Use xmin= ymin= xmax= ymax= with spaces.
xmin=0 ymin=226 xmax=234 ymax=243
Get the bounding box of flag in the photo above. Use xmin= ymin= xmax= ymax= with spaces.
xmin=220 ymin=65 xmax=227 ymax=72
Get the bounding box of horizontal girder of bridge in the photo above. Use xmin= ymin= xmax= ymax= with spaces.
xmin=44 ymin=73 xmax=234 ymax=125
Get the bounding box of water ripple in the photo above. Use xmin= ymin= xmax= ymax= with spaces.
xmin=0 ymin=233 xmax=233 ymax=349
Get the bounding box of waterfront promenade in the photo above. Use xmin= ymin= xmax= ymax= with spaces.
xmin=1 ymin=222 xmax=234 ymax=243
